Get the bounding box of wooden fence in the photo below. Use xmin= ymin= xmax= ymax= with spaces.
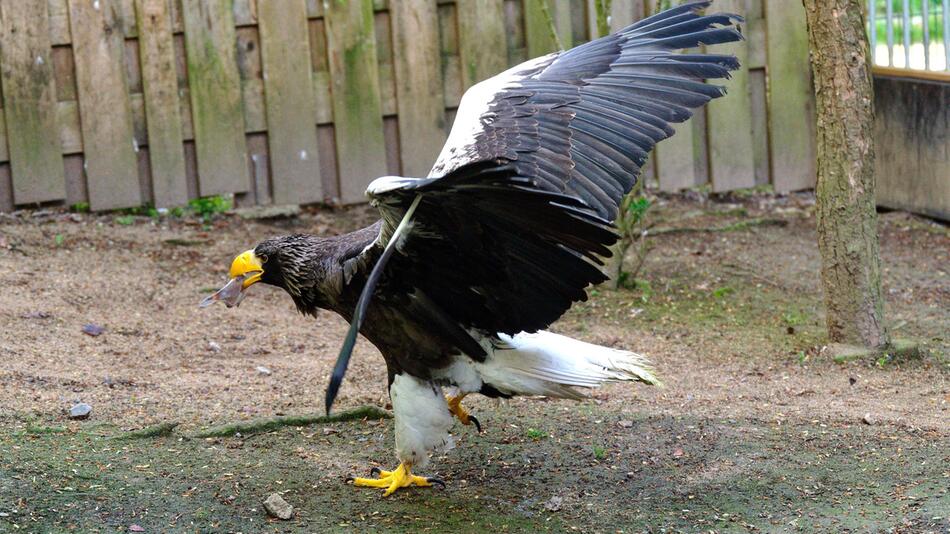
xmin=0 ymin=0 xmax=816 ymax=213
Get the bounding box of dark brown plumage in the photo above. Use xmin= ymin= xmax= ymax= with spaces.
xmin=207 ymin=0 xmax=742 ymax=495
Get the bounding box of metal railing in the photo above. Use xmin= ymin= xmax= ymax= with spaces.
xmin=869 ymin=0 xmax=950 ymax=71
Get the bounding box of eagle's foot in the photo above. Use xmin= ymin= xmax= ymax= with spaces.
xmin=348 ymin=463 xmax=444 ymax=497
xmin=447 ymin=394 xmax=482 ymax=432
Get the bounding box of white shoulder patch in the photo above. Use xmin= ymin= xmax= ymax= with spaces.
xmin=366 ymin=176 xmax=419 ymax=197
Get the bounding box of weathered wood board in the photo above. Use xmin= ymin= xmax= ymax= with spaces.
xmin=705 ymin=0 xmax=756 ymax=192
xmin=438 ymin=2 xmax=463 ymax=108
xmin=308 ymin=19 xmax=333 ymax=125
xmin=374 ymin=11 xmax=397 ymax=116
xmin=656 ymin=119 xmax=698 ymax=192
xmin=0 ymin=0 xmax=66 ymax=204
xmin=765 ymin=0 xmax=816 ymax=192
xmin=874 ymin=76 xmax=949 ymax=221
xmin=182 ymin=0 xmax=249 ymax=197
xmin=457 ymin=0 xmax=507 ymax=89
xmin=390 ymin=0 xmax=446 ymax=177
xmin=68 ymin=0 xmax=141 ymax=210
xmin=258 ymin=0 xmax=322 ymax=204
xmin=135 ymin=0 xmax=189 ymax=208
xmin=525 ymin=0 xmax=572 ymax=56
xmin=614 ymin=2 xmax=646 ymax=29
xmin=324 ymin=0 xmax=387 ymax=203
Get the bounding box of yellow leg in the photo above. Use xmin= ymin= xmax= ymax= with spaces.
xmin=447 ymin=394 xmax=482 ymax=432
xmin=349 ymin=463 xmax=444 ymax=497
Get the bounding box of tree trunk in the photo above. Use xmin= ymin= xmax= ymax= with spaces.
xmin=801 ymin=0 xmax=889 ymax=348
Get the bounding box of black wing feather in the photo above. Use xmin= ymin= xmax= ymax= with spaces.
xmin=366 ymin=1 xmax=741 ymax=350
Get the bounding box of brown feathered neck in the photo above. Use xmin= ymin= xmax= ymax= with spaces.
xmin=253 ymin=221 xmax=382 ymax=316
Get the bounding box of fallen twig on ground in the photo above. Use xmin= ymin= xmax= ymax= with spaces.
xmin=191 ymin=405 xmax=391 ymax=438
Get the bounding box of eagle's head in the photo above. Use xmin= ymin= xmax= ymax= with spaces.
xmin=200 ymin=234 xmax=332 ymax=315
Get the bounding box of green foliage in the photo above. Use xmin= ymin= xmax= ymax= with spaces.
xmin=525 ymin=428 xmax=547 ymax=441
xmin=872 ymin=0 xmax=947 ymax=45
xmin=115 ymin=215 xmax=135 ymax=226
xmin=592 ymin=0 xmax=612 ymax=37
xmin=592 ymin=445 xmax=607 ymax=459
xmin=609 ymin=184 xmax=653 ymax=290
xmin=782 ymin=309 xmax=809 ymax=327
xmin=188 ymin=195 xmax=232 ymax=221
xmin=54 ymin=234 xmax=64 ymax=247
xmin=69 ymin=202 xmax=90 ymax=213
xmin=622 ymin=277 xmax=653 ymax=302
xmin=711 ymin=286 xmax=735 ymax=299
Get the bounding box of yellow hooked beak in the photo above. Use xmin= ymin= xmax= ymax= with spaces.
xmin=230 ymin=249 xmax=264 ymax=288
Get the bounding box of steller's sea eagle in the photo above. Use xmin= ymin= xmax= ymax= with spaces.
xmin=202 ymin=1 xmax=742 ymax=496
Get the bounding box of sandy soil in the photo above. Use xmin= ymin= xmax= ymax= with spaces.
xmin=0 ymin=194 xmax=947 ymax=532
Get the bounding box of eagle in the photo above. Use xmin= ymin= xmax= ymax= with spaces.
xmin=202 ymin=1 xmax=742 ymax=496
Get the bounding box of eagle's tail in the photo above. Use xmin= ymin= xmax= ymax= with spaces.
xmin=477 ymin=331 xmax=660 ymax=399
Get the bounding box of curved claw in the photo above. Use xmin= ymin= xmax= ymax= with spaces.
xmin=370 ymin=466 xmax=381 ymax=477
xmin=426 ymin=477 xmax=446 ymax=489
xmin=468 ymin=414 xmax=483 ymax=433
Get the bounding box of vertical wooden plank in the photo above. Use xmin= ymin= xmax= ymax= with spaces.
xmin=525 ymin=0 xmax=572 ymax=56
xmin=705 ymin=0 xmax=756 ymax=192
xmin=648 ymin=2 xmax=698 ymax=192
xmin=610 ymin=0 xmax=645 ymax=29
xmin=243 ymin=132 xmax=269 ymax=206
xmin=390 ymin=0 xmax=445 ymax=177
xmin=656 ymin=120 xmax=698 ymax=192
xmin=0 ymin=112 xmax=7 ymax=163
xmin=569 ymin=0 xmax=589 ymax=44
xmin=0 ymin=0 xmax=66 ymax=204
xmin=48 ymin=0 xmax=72 ymax=45
xmin=235 ymin=27 xmax=265 ymax=133
xmin=0 ymin=164 xmax=12 ymax=212
xmin=135 ymin=0 xmax=189 ymax=208
xmin=374 ymin=11 xmax=397 ymax=115
xmin=765 ymin=0 xmax=815 ymax=192
xmin=317 ymin=124 xmax=339 ymax=202
xmin=749 ymin=69 xmax=770 ymax=185
xmin=438 ymin=2 xmax=463 ymax=108
xmin=68 ymin=0 xmax=141 ymax=210
xmin=308 ymin=19 xmax=332 ymax=124
xmin=382 ymin=116 xmax=401 ymax=176
xmin=258 ymin=0 xmax=322 ymax=204
xmin=182 ymin=0 xmax=249 ymax=196
xmin=324 ymin=0 xmax=387 ymax=203
xmin=63 ymin=154 xmax=87 ymax=206
xmin=503 ymin=0 xmax=527 ymax=66
xmin=457 ymin=0 xmax=507 ymax=89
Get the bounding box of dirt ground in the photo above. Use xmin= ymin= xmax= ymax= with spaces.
xmin=0 ymin=193 xmax=947 ymax=533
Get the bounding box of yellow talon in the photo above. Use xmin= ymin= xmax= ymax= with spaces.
xmin=447 ymin=394 xmax=482 ymax=432
xmin=350 ymin=463 xmax=444 ymax=496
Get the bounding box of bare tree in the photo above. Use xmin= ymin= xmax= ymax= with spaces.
xmin=801 ymin=0 xmax=889 ymax=348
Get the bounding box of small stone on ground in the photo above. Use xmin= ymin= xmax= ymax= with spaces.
xmin=82 ymin=324 xmax=105 ymax=337
xmin=263 ymin=493 xmax=293 ymax=520
xmin=69 ymin=403 xmax=92 ymax=420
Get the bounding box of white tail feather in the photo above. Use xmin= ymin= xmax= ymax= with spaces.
xmin=474 ymin=331 xmax=660 ymax=399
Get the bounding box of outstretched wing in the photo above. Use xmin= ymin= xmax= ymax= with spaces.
xmin=325 ymin=1 xmax=742 ymax=412
xmin=369 ymin=0 xmax=743 ymax=332
xmin=426 ymin=0 xmax=743 ymax=220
